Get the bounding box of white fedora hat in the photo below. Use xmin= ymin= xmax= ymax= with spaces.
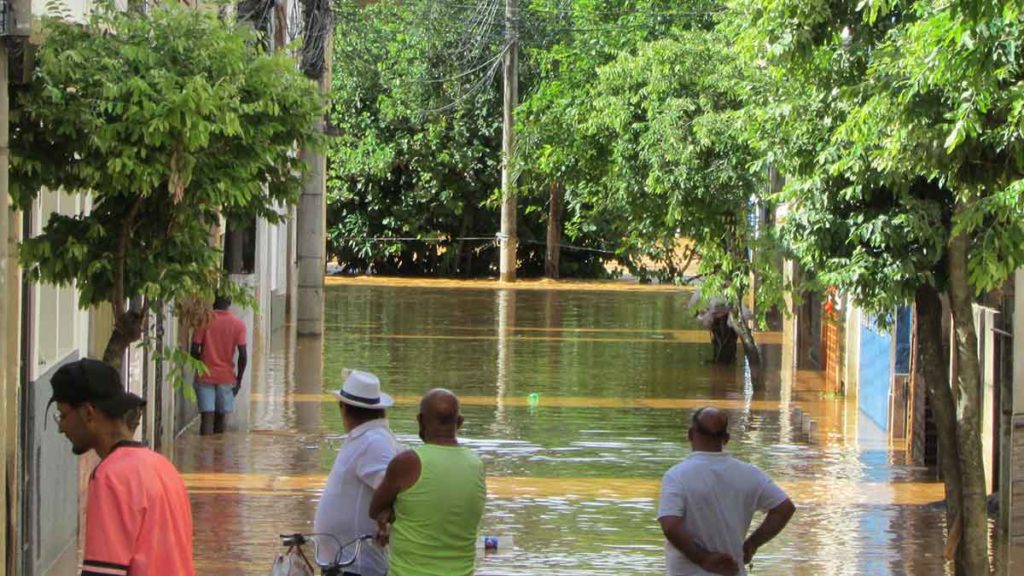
xmin=332 ymin=369 xmax=393 ymax=409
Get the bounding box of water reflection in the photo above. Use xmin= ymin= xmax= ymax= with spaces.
xmin=495 ymin=289 xmax=515 ymax=434
xmin=176 ymin=282 xmax=1023 ymax=575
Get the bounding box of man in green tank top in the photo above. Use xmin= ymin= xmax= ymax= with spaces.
xmin=370 ymin=389 xmax=486 ymax=576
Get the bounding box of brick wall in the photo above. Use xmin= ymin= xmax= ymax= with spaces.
xmin=823 ymin=312 xmax=844 ymax=395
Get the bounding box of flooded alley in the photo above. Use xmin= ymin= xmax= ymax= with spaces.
xmin=177 ymin=280 xmax=973 ymax=575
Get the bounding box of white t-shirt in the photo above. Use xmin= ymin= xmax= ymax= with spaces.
xmin=657 ymin=451 xmax=788 ymax=576
xmin=314 ymin=419 xmax=400 ymax=576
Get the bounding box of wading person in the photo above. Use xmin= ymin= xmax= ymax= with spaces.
xmin=191 ymin=294 xmax=247 ymax=435
xmin=49 ymin=359 xmax=194 ymax=576
xmin=314 ymin=370 xmax=400 ymax=576
xmin=369 ymin=389 xmax=486 ymax=576
xmin=658 ymin=407 xmax=795 ymax=576
xmin=691 ymin=292 xmax=738 ymax=364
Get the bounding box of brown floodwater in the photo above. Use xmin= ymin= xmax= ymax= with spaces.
xmin=175 ymin=281 xmax=1024 ymax=575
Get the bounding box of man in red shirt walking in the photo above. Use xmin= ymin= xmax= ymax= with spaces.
xmin=49 ymin=358 xmax=195 ymax=576
xmin=191 ymin=294 xmax=248 ymax=435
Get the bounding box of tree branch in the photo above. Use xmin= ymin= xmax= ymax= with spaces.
xmin=114 ymin=195 xmax=145 ymax=319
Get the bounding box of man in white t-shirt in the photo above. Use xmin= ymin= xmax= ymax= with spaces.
xmin=314 ymin=370 xmax=401 ymax=576
xmin=657 ymin=407 xmax=795 ymax=576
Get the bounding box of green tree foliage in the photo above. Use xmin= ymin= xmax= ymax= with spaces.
xmin=9 ymin=5 xmax=323 ymax=366
xmin=731 ymin=1 xmax=1024 ymax=571
xmin=516 ymin=0 xmax=718 ymax=276
xmin=587 ymin=32 xmax=777 ymax=303
xmin=327 ymin=0 xmax=620 ymax=277
xmin=517 ymin=1 xmax=777 ymax=363
xmin=328 ymin=0 xmax=504 ymax=276
xmin=735 ymin=0 xmax=1024 ymax=308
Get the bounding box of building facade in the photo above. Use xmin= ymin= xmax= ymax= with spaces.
xmin=0 ymin=1 xmax=311 ymax=574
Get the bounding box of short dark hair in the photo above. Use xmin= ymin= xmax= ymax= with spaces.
xmin=213 ymin=294 xmax=232 ymax=310
xmin=342 ymin=402 xmax=386 ymax=423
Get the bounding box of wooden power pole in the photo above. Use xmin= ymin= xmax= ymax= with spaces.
xmin=499 ymin=0 xmax=518 ymax=282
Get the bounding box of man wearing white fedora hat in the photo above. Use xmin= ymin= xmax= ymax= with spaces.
xmin=314 ymin=369 xmax=400 ymax=576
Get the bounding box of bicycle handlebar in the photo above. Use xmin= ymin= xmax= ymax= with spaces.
xmin=279 ymin=533 xmax=374 ymax=569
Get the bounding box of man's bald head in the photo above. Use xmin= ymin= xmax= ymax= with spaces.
xmin=688 ymin=406 xmax=730 ymax=450
xmin=418 ymin=388 xmax=463 ymax=442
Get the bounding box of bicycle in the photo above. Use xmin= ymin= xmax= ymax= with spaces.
xmin=272 ymin=532 xmax=374 ymax=576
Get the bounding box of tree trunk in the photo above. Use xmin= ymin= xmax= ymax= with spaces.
xmin=453 ymin=207 xmax=471 ymax=277
xmin=915 ymin=285 xmax=966 ymax=571
xmin=731 ymin=303 xmax=761 ymax=368
xmin=102 ymin=311 xmax=144 ymax=371
xmin=545 ymin=180 xmax=563 ymax=279
xmin=947 ymin=229 xmax=991 ymax=576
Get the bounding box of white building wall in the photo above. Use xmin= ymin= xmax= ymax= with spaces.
xmin=970 ymin=305 xmax=999 ymax=493
xmin=21 ymin=189 xmax=92 ymax=575
xmin=844 ymin=305 xmax=861 ymax=400
xmin=29 ymin=190 xmax=91 ymax=380
xmin=30 ymin=0 xmax=128 ymax=20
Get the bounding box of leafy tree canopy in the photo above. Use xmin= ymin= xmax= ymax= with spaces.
xmin=10 ymin=4 xmax=323 ymax=361
xmin=730 ymin=0 xmax=1024 ymax=313
xmin=328 ymin=0 xmax=506 ymax=276
xmin=516 ymin=0 xmax=722 ymax=277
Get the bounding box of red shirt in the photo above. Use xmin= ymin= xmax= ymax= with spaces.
xmin=193 ymin=309 xmax=247 ymax=384
xmin=82 ymin=442 xmax=194 ymax=576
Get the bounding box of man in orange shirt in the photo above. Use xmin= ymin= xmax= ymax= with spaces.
xmin=49 ymin=358 xmax=195 ymax=576
xmin=191 ymin=294 xmax=248 ymax=435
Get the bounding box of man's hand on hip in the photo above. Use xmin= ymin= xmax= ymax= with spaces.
xmin=374 ymin=509 xmax=393 ymax=547
xmin=700 ymin=552 xmax=739 ymax=576
xmin=743 ymin=539 xmax=758 ymax=564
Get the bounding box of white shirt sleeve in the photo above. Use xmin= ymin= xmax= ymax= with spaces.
xmin=355 ymin=433 xmax=397 ymax=489
xmin=657 ymin=469 xmax=685 ymax=520
xmin=753 ymin=469 xmax=788 ymax=512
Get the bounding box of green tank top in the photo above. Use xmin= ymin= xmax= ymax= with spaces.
xmin=389 ymin=444 xmax=486 ymax=576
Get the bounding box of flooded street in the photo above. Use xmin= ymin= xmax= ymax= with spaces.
xmin=175 ymin=280 xmax=1015 ymax=575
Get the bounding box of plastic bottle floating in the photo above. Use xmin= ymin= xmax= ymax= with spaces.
xmin=477 ymin=535 xmax=514 ymax=554
xmin=527 ymin=393 xmax=540 ymax=406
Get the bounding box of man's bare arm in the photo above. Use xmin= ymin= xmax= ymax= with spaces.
xmin=369 ymin=451 xmax=420 ymax=546
xmin=659 ymin=516 xmax=739 ymax=576
xmin=369 ymin=450 xmax=420 ymax=520
xmin=743 ymin=499 xmax=795 ymax=563
xmin=235 ymin=345 xmax=248 ymax=384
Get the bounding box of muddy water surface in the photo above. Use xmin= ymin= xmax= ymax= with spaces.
xmin=177 ymin=282 xmax=1017 ymax=575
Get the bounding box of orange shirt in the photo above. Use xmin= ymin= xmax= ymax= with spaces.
xmin=193 ymin=309 xmax=247 ymax=384
xmin=82 ymin=442 xmax=194 ymax=576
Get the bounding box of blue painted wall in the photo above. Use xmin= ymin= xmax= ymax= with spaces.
xmin=859 ymin=315 xmax=892 ymax=431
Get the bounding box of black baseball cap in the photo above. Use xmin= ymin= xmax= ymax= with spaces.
xmin=48 ymin=359 xmax=146 ymax=418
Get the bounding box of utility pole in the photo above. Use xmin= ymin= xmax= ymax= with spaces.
xmin=499 ymin=0 xmax=518 ymax=283
xmin=296 ymin=1 xmax=331 ymax=335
